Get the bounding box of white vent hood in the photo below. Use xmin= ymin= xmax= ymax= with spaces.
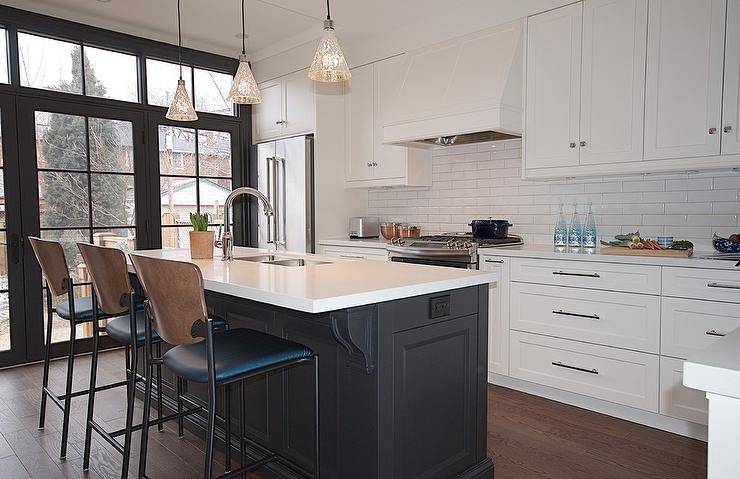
xmin=382 ymin=20 xmax=524 ymax=148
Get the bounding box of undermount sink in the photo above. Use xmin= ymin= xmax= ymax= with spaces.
xmin=234 ymin=255 xmax=332 ymax=267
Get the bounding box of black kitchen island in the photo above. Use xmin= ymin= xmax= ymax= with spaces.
xmin=131 ymin=247 xmax=496 ymax=479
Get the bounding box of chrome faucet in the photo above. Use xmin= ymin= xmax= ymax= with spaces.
xmin=219 ymin=187 xmax=275 ymax=260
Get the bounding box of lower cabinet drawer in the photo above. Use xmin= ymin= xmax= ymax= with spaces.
xmin=662 ymin=267 xmax=740 ymax=303
xmin=509 ymin=331 xmax=659 ymax=412
xmin=319 ymin=245 xmax=388 ymax=261
xmin=510 ymin=282 xmax=660 ymax=353
xmin=661 ymin=297 xmax=740 ymax=359
xmin=659 ymin=356 xmax=708 ymax=425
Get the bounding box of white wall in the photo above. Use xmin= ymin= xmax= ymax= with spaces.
xmin=252 ymin=0 xmax=573 ymax=82
xmin=366 ymin=140 xmax=740 ymax=252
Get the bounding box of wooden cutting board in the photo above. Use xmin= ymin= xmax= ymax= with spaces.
xmin=600 ymin=247 xmax=693 ymax=258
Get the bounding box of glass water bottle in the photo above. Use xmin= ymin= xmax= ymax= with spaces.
xmin=553 ymin=203 xmax=567 ymax=247
xmin=567 ymin=203 xmax=582 ymax=247
xmin=582 ymin=202 xmax=597 ymax=248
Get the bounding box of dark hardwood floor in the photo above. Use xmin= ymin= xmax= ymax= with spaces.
xmin=0 ymin=349 xmax=707 ymax=478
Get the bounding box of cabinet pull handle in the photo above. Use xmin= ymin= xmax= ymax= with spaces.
xmin=707 ymin=282 xmax=740 ymax=290
xmin=276 ymin=120 xmax=286 ymax=125
xmin=484 ymin=259 xmax=504 ymax=264
xmin=553 ymin=271 xmax=600 ymax=278
xmin=580 ymin=140 xmax=587 ymax=147
xmin=552 ymin=310 xmax=600 ymax=320
xmin=705 ymin=329 xmax=726 ymax=337
xmin=339 ymin=254 xmax=364 ymax=259
xmin=551 ymin=361 xmax=599 ymax=375
xmin=569 ymin=142 xmax=576 ymax=148
xmin=724 ymin=126 xmax=733 ymax=133
xmin=709 ymin=127 xmax=717 ymax=134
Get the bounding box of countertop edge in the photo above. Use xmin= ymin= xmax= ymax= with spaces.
xmin=683 ymin=327 xmax=740 ymax=399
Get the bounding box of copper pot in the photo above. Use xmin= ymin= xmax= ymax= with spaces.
xmin=398 ymin=225 xmax=421 ymax=238
xmin=380 ymin=222 xmax=397 ymax=240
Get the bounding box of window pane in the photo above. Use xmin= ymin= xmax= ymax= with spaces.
xmin=0 ymin=230 xmax=6 ymax=291
xmin=84 ymin=46 xmax=138 ymax=102
xmin=91 ymin=174 xmax=135 ymax=227
xmin=199 ymin=178 xmax=231 ymax=222
xmin=40 ymin=229 xmax=89 ymax=282
xmin=161 ymin=226 xmax=195 ymax=249
xmin=89 ymin=118 xmax=134 ymax=172
xmin=160 ymin=177 xmax=196 ymax=225
xmin=159 ymin=125 xmax=196 ymax=175
xmin=194 ymin=68 xmax=234 ymax=116
xmin=18 ymin=33 xmax=82 ymax=94
xmin=198 ymin=130 xmax=232 ymax=177
xmin=0 ymin=28 xmax=8 ymax=84
xmin=0 ymin=112 xmax=3 ymax=166
xmin=0 ymin=292 xmax=9 ymax=351
xmin=146 ymin=59 xmax=193 ymax=107
xmin=39 ymin=171 xmax=90 ymax=228
xmin=35 ymin=112 xmax=87 ymax=171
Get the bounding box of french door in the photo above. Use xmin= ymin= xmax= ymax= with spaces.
xmin=17 ymin=97 xmax=148 ymax=361
xmin=0 ymin=94 xmax=28 ymax=366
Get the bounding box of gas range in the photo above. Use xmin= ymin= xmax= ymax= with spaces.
xmin=386 ymin=233 xmax=523 ymax=269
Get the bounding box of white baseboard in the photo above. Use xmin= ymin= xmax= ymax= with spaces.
xmin=489 ymin=372 xmax=708 ymax=442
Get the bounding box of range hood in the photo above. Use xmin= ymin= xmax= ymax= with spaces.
xmin=382 ymin=20 xmax=524 ymax=148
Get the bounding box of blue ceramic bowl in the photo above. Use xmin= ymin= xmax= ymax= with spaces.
xmin=713 ymin=234 xmax=740 ymax=253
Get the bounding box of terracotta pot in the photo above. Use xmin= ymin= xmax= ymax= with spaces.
xmin=189 ymin=230 xmax=215 ymax=259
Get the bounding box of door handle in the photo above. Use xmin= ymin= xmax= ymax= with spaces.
xmin=276 ymin=157 xmax=287 ymax=246
xmin=707 ymin=282 xmax=740 ymax=290
xmin=10 ymin=233 xmax=20 ymax=264
xmin=553 ymin=271 xmax=601 ymax=278
xmin=552 ymin=310 xmax=600 ymax=320
xmin=551 ymin=361 xmax=599 ymax=375
xmin=705 ymin=329 xmax=726 ymax=337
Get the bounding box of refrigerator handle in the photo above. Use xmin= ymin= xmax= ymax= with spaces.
xmin=276 ymin=157 xmax=287 ymax=246
xmin=265 ymin=156 xmax=275 ymax=244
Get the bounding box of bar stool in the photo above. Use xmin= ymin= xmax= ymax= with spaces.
xmin=130 ymin=253 xmax=320 ymax=479
xmin=28 ymin=236 xmax=141 ymax=460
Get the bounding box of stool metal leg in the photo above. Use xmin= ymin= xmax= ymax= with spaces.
xmin=239 ymin=380 xmax=245 ymax=478
xmin=314 ymin=354 xmax=320 ymax=479
xmin=204 ymin=321 xmax=217 ymax=479
xmin=59 ymin=282 xmax=77 ymax=459
xmin=38 ymin=286 xmax=54 ymax=430
xmin=120 ymin=300 xmax=139 ymax=479
xmin=82 ymin=313 xmax=100 ymax=470
xmin=124 ymin=345 xmax=131 ymax=383
xmin=225 ymin=384 xmax=231 ymax=473
xmin=156 ymin=342 xmax=163 ymax=432
xmin=176 ymin=377 xmax=184 ymax=438
xmin=138 ymin=309 xmax=155 ymax=479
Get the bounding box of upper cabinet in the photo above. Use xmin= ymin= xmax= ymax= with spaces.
xmin=523 ymin=0 xmax=740 ymax=179
xmin=252 ymin=69 xmax=315 ymax=144
xmin=644 ymin=0 xmax=725 ymax=160
xmin=524 ymin=3 xmax=582 ymax=169
xmin=344 ymin=56 xmax=432 ymax=188
xmin=722 ymin=0 xmax=740 ymax=155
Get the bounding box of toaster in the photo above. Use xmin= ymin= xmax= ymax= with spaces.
xmin=349 ymin=217 xmax=380 ymax=238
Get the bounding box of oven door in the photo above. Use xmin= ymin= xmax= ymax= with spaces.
xmin=390 ymin=256 xmax=476 ymax=269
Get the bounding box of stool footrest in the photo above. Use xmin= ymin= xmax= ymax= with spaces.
xmin=217 ymin=454 xmax=277 ymax=479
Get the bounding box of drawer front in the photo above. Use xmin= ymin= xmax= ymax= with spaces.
xmin=320 ymin=245 xmax=388 ymax=261
xmin=662 ymin=267 xmax=740 ymax=302
xmin=510 ymin=283 xmax=660 ymax=353
xmin=659 ymin=356 xmax=707 ymax=425
xmin=509 ymin=331 xmax=659 ymax=411
xmin=510 ymin=257 xmax=660 ymax=294
xmin=661 ymin=297 xmax=740 ymax=359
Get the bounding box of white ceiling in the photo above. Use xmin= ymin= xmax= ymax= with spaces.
xmin=2 ymin=0 xmax=469 ymax=61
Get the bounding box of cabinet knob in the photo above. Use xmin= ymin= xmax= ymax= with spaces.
xmin=276 ymin=120 xmax=286 ymax=125
xmin=724 ymin=126 xmax=733 ymax=133
xmin=366 ymin=162 xmax=372 ymax=167
xmin=709 ymin=127 xmax=717 ymax=134
xmin=569 ymin=142 xmax=576 ymax=148
xmin=579 ymin=141 xmax=587 ymax=147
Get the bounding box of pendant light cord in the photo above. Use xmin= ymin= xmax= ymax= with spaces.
xmin=241 ymin=0 xmax=246 ymax=55
xmin=326 ymin=0 xmax=331 ymax=20
xmin=177 ymin=0 xmax=183 ymax=79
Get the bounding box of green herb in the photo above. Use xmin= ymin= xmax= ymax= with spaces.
xmin=671 ymin=240 xmax=694 ymax=251
xmin=189 ymin=212 xmax=210 ymax=232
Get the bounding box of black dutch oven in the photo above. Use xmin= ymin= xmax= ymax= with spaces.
xmin=469 ymin=218 xmax=512 ymax=239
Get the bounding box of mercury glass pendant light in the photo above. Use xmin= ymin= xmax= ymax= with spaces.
xmin=166 ymin=0 xmax=198 ymax=121
xmin=228 ymin=0 xmax=261 ymax=104
xmin=308 ymin=0 xmax=351 ymax=82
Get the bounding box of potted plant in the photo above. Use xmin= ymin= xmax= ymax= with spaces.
xmin=188 ymin=212 xmax=215 ymax=259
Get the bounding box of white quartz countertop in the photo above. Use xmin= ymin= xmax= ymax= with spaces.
xmin=684 ymin=326 xmax=740 ymax=399
xmin=478 ymin=244 xmax=740 ymax=270
xmin=129 ymin=247 xmax=497 ymax=314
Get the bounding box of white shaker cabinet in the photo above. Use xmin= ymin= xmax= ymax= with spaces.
xmin=252 ymin=69 xmax=315 ymax=144
xmin=480 ymin=255 xmax=510 ymax=376
xmin=722 ymin=0 xmax=740 ymax=155
xmin=579 ymin=0 xmax=647 ymax=165
xmin=643 ymin=0 xmax=726 ymax=160
xmin=345 ymin=63 xmax=375 ymax=182
xmin=524 ymin=2 xmax=582 ymax=169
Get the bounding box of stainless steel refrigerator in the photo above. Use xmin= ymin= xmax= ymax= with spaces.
xmin=256 ymin=135 xmax=314 ymax=252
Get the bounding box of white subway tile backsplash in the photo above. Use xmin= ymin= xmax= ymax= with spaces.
xmin=365 ymin=141 xmax=740 ymax=249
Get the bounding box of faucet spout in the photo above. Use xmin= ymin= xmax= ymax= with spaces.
xmin=221 ymin=187 xmax=276 ymax=260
